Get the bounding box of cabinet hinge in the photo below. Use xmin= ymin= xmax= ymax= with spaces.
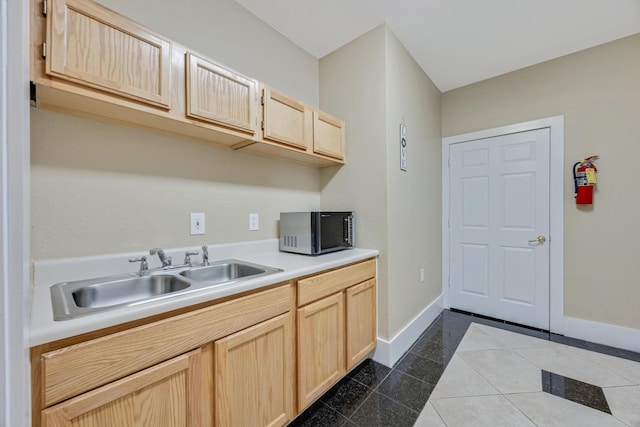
xmin=261 ymin=95 xmax=264 ymax=106
xmin=43 ymin=0 xmax=47 ymax=16
xmin=261 ymin=120 xmax=264 ymax=131
xmin=42 ymin=43 xmax=46 ymax=58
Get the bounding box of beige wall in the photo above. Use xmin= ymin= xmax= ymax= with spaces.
xmin=31 ymin=0 xmax=322 ymax=260
xmin=442 ymin=34 xmax=640 ymax=330
xmin=319 ymin=26 xmax=390 ymax=337
xmin=319 ymin=25 xmax=442 ymax=340
xmin=384 ymin=28 xmax=442 ymax=336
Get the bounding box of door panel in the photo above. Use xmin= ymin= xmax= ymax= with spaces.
xmin=461 ymin=244 xmax=489 ymax=296
xmin=449 ymin=128 xmax=550 ymax=329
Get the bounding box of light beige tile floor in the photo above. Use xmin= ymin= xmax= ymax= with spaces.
xmin=415 ymin=323 xmax=640 ymax=427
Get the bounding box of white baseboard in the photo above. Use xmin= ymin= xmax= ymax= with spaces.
xmin=563 ymin=316 xmax=640 ymax=354
xmin=372 ymin=294 xmax=444 ymax=367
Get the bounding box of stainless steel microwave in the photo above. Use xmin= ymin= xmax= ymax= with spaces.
xmin=279 ymin=212 xmax=355 ymax=255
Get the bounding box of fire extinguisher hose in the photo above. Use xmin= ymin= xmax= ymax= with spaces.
xmin=572 ymin=161 xmax=580 ymax=196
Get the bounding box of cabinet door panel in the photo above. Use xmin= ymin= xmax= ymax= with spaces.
xmin=297 ymin=293 xmax=345 ymax=410
xmin=346 ymin=279 xmax=377 ymax=370
xmin=186 ymin=52 xmax=257 ymax=134
xmin=263 ymin=88 xmax=309 ymax=150
xmin=313 ymin=110 xmax=344 ymax=160
xmin=42 ymin=349 xmax=202 ymax=427
xmin=215 ymin=313 xmax=294 ymax=427
xmin=47 ymin=0 xmax=172 ymax=108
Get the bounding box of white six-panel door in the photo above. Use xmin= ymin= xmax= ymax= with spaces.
xmin=449 ymin=128 xmax=550 ymax=329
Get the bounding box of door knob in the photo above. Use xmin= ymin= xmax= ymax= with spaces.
xmin=528 ymin=235 xmax=546 ymax=244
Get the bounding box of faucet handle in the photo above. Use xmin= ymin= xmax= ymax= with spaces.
xmin=128 ymin=256 xmax=148 ymax=275
xmin=184 ymin=251 xmax=199 ymax=266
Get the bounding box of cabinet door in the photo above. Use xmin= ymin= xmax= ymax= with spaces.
xmin=41 ymin=349 xmax=202 ymax=427
xmin=215 ymin=313 xmax=295 ymax=427
xmin=297 ymin=292 xmax=345 ymax=410
xmin=46 ymin=0 xmax=172 ymax=108
xmin=346 ymin=279 xmax=377 ymax=370
xmin=262 ymin=88 xmax=309 ymax=150
xmin=186 ymin=52 xmax=257 ymax=135
xmin=313 ymin=110 xmax=344 ymax=160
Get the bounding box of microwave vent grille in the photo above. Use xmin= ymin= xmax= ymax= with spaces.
xmin=283 ymin=235 xmax=297 ymax=248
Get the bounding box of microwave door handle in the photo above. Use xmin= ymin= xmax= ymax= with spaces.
xmin=346 ymin=215 xmax=355 ymax=247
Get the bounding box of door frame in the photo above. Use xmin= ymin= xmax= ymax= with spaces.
xmin=1 ymin=0 xmax=31 ymax=425
xmin=442 ymin=116 xmax=564 ymax=334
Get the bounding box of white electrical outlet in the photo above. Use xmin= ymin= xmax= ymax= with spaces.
xmin=249 ymin=213 xmax=259 ymax=231
xmin=420 ymin=268 xmax=425 ymax=283
xmin=190 ymin=213 xmax=205 ymax=235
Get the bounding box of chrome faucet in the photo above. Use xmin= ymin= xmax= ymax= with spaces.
xmin=128 ymin=255 xmax=148 ymax=275
xmin=184 ymin=251 xmax=199 ymax=267
xmin=202 ymin=245 xmax=209 ymax=266
xmin=149 ymin=248 xmax=172 ymax=268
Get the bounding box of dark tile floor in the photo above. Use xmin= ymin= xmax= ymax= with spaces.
xmin=286 ymin=309 xmax=640 ymax=427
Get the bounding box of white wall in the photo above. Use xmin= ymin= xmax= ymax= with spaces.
xmin=31 ymin=0 xmax=323 ymax=260
xmin=442 ymin=34 xmax=640 ymax=330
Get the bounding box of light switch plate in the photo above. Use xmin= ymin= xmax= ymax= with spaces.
xmin=190 ymin=213 xmax=205 ymax=235
xmin=249 ymin=213 xmax=259 ymax=231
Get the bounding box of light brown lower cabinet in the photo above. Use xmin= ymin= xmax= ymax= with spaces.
xmin=297 ymin=292 xmax=345 ymax=409
xmin=296 ymin=259 xmax=377 ymax=411
xmin=32 ymin=258 xmax=377 ymax=426
xmin=215 ymin=312 xmax=295 ymax=427
xmin=346 ymin=278 xmax=377 ymax=370
xmin=41 ymin=348 xmax=203 ymax=427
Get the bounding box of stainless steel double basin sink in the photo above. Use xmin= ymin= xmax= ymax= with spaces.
xmin=50 ymin=259 xmax=282 ymax=321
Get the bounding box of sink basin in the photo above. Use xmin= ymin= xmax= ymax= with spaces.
xmin=72 ymin=275 xmax=191 ymax=308
xmin=50 ymin=259 xmax=282 ymax=321
xmin=180 ymin=260 xmax=279 ymax=284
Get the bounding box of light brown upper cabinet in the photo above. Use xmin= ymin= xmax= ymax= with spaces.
xmin=313 ymin=110 xmax=345 ymax=160
xmin=32 ymin=0 xmax=345 ymax=167
xmin=186 ymin=52 xmax=258 ymax=135
xmin=235 ymin=86 xmax=345 ymax=167
xmin=262 ymin=87 xmax=310 ymax=150
xmin=45 ymin=0 xmax=172 ymax=109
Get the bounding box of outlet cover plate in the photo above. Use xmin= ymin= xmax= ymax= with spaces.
xmin=249 ymin=213 xmax=259 ymax=231
xmin=190 ymin=213 xmax=205 ymax=235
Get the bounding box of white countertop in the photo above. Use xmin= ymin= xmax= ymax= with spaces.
xmin=30 ymin=239 xmax=378 ymax=346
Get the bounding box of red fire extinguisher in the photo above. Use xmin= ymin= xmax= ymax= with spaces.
xmin=573 ymin=156 xmax=598 ymax=204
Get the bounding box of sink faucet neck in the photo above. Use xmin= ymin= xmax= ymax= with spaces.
xmin=149 ymin=248 xmax=172 ymax=268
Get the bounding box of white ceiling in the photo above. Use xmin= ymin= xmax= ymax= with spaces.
xmin=233 ymin=0 xmax=640 ymax=91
